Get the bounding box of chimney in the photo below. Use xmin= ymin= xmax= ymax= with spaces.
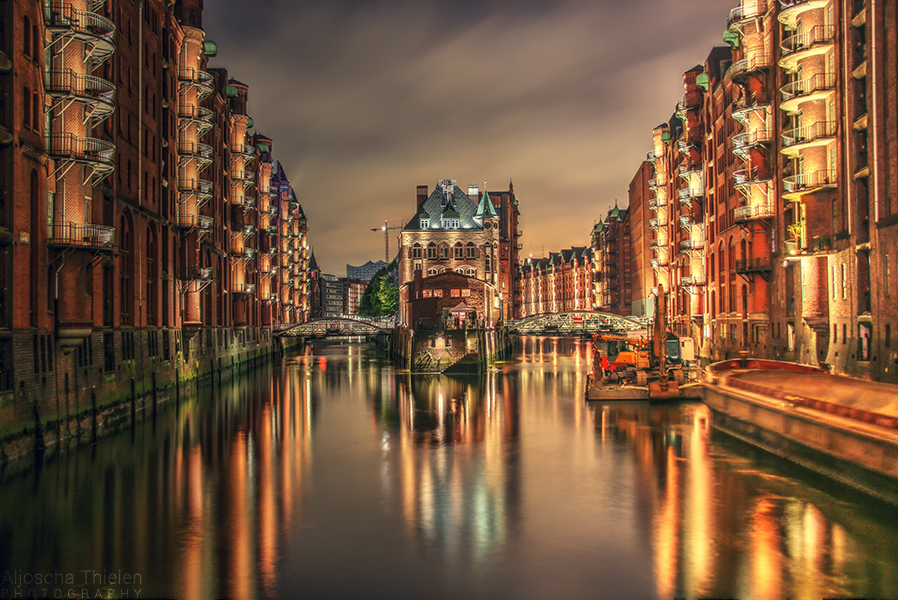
xmin=467 ymin=184 xmax=479 ymax=201
xmin=416 ymin=185 xmax=428 ymax=208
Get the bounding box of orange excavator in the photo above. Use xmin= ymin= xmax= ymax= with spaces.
xmin=588 ymin=284 xmax=683 ymax=400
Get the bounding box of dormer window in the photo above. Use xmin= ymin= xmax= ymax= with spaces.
xmin=420 ymin=218 xmax=429 ymax=229
xmin=441 ymin=218 xmax=459 ymax=229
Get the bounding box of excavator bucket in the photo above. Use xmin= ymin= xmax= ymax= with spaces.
xmin=648 ymin=379 xmax=680 ymax=401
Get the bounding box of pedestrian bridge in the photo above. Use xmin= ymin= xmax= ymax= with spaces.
xmin=508 ymin=311 xmax=647 ymax=335
xmin=275 ymin=317 xmax=394 ymax=337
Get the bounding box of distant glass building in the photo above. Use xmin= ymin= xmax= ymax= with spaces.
xmin=347 ymin=260 xmax=390 ymax=282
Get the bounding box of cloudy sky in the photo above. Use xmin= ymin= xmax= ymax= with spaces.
xmin=204 ymin=0 xmax=736 ymax=275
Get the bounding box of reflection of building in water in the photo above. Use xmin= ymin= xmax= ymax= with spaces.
xmin=372 ymin=373 xmax=521 ymax=557
xmin=592 ymin=401 xmax=898 ymax=598
xmin=171 ymin=365 xmax=315 ymax=600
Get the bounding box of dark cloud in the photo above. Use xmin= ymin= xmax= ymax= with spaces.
xmin=205 ymin=0 xmax=735 ymax=273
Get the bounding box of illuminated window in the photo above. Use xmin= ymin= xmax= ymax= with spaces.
xmin=433 ymin=289 xmax=443 ymax=298
xmin=461 ymin=289 xmax=471 ymax=297
xmin=422 ymin=289 xmax=433 ymax=298
xmin=451 ymin=289 xmax=461 ymax=297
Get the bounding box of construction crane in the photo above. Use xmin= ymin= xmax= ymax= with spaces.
xmin=370 ymin=220 xmax=402 ymax=262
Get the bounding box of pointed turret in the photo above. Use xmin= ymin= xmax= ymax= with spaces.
xmin=474 ymin=187 xmax=498 ymax=222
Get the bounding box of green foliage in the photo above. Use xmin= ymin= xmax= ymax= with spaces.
xmin=357 ymin=260 xmax=398 ymax=317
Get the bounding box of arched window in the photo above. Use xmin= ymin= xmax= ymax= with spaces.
xmin=466 ymin=268 xmax=476 ymax=277
xmin=454 ymin=267 xmax=465 ymax=274
xmin=412 ymin=242 xmax=422 ymax=259
xmin=439 ymin=243 xmax=449 ymax=259
xmin=427 ymin=268 xmax=438 ymax=276
xmin=454 ymin=242 xmax=464 ymax=259
xmin=742 ymin=283 xmax=748 ymax=316
xmin=427 ymin=242 xmax=437 ymax=259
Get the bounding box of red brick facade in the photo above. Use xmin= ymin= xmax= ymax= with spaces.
xmin=0 ymin=0 xmax=310 ymax=439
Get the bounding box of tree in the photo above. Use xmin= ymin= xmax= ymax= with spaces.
xmin=358 ymin=260 xmax=398 ymax=317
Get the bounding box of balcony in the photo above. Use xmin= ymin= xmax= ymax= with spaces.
xmin=778 ymin=0 xmax=830 ymax=29
xmin=177 ymin=177 xmax=213 ymax=203
xmin=173 ymin=214 xmax=213 ymax=230
xmin=233 ymin=283 xmax=256 ymax=296
xmin=648 ymin=197 xmax=667 ymax=211
xmin=675 ymin=92 xmax=703 ymax=120
xmin=732 ymin=128 xmax=772 ymax=157
xmin=730 ymin=53 xmax=771 ymax=81
xmin=47 ymin=221 xmax=115 ymax=250
xmin=734 ymin=167 xmax=770 ymax=192
xmin=649 ymin=217 xmax=667 ymax=229
xmin=650 ymin=258 xmax=668 ymax=269
xmin=185 ymin=266 xmax=213 ymax=281
xmin=242 ymin=224 xmax=255 ymax=237
xmin=779 ymin=25 xmax=835 ymax=70
xmin=679 ymin=215 xmax=693 ymax=229
xmin=48 ymin=133 xmax=115 ymax=177
xmin=177 ymin=141 xmax=213 ymax=167
xmin=178 ymin=104 xmax=214 ymax=134
xmin=177 ymin=68 xmax=215 ymax=99
xmin=734 ymin=203 xmax=774 ymax=222
xmin=783 ymin=169 xmax=837 ymax=195
xmin=650 ymin=239 xmax=668 ymax=253
xmin=680 ymin=238 xmax=704 ymax=251
xmin=780 ymin=72 xmax=836 ymax=112
xmin=45 ymin=69 xmax=116 ymax=123
xmin=44 ymin=2 xmax=115 ymax=65
xmin=648 ymin=177 xmax=666 ymax=190
xmin=678 ymin=163 xmax=701 ymax=180
xmin=734 ymin=257 xmax=773 ymax=273
xmin=781 ymin=120 xmax=837 ymax=156
xmin=237 ymin=247 xmax=257 ymax=261
xmin=727 ymin=1 xmax=767 ymax=29
xmin=732 ymin=99 xmax=771 ymax=125
xmin=678 ymin=186 xmax=703 ymax=204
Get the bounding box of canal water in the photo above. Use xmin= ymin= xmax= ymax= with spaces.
xmin=1 ymin=338 xmax=897 ymax=600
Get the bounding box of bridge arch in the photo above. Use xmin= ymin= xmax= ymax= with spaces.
xmin=508 ymin=311 xmax=646 ymax=335
xmin=275 ymin=317 xmax=393 ymax=337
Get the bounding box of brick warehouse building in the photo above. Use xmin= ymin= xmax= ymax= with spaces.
xmin=519 ymin=247 xmax=593 ymax=317
xmin=0 ymin=0 xmax=310 ymax=440
xmin=398 ymin=179 xmax=521 ymax=327
xmin=635 ymin=0 xmax=898 ymax=381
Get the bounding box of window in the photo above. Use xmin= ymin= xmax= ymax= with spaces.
xmin=427 ymin=267 xmax=438 ymax=275
xmin=24 ymin=16 xmax=31 ymax=57
xmin=841 ymin=263 xmax=847 ymax=299
xmin=451 ymin=289 xmax=461 ymax=298
xmin=427 ymin=243 xmax=437 ymax=259
xmin=454 ymin=243 xmax=464 ymax=259
xmin=833 ymin=324 xmax=838 ymax=344
xmin=439 ymin=244 xmax=449 ymax=259
xmin=412 ymin=243 xmax=422 ymax=259
xmin=422 ymin=289 xmax=433 ymax=298
xmin=485 ymin=258 xmax=491 ymax=272
xmin=23 ymin=86 xmax=30 ymax=128
xmin=885 ymin=254 xmax=891 ymax=297
xmin=441 ymin=218 xmax=459 ymax=229
xmin=420 ymin=218 xmax=429 ymax=229
xmin=433 ymin=289 xmax=443 ymax=298
xmin=466 ymin=268 xmax=475 ymax=277
xmin=466 ymin=243 xmax=476 ymax=259
xmin=461 ymin=289 xmax=471 ymax=297
xmin=414 ymin=262 xmax=422 ymax=272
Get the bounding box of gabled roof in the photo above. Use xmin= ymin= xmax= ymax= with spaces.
xmin=403 ymin=181 xmax=483 ymax=232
